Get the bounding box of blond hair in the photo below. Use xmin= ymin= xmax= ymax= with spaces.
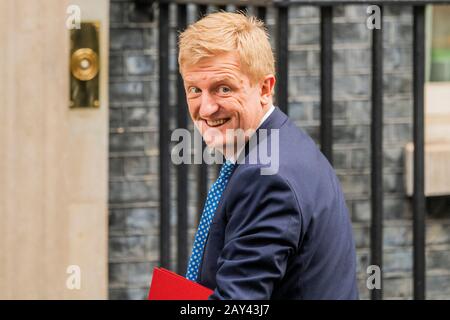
xmin=178 ymin=11 xmax=275 ymax=85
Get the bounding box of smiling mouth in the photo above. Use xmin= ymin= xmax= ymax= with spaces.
xmin=205 ymin=118 xmax=230 ymax=128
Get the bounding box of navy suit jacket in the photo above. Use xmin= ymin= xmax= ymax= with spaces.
xmin=197 ymin=107 xmax=359 ymax=299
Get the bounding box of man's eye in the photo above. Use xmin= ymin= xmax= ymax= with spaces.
xmin=218 ymin=86 xmax=231 ymax=94
xmin=188 ymin=87 xmax=201 ymax=94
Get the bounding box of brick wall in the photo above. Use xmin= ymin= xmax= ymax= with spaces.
xmin=108 ymin=0 xmax=450 ymax=299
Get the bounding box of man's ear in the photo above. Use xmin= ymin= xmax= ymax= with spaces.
xmin=260 ymin=75 xmax=276 ymax=106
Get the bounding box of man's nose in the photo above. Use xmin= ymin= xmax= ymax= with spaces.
xmin=199 ymin=92 xmax=219 ymax=119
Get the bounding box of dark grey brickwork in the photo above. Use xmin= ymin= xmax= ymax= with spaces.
xmin=109 ymin=1 xmax=450 ymax=299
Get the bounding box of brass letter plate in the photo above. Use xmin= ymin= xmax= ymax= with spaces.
xmin=70 ymin=22 xmax=100 ymax=108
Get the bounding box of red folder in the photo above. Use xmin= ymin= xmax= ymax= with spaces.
xmin=147 ymin=267 xmax=214 ymax=300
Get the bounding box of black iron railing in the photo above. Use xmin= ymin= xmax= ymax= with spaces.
xmin=148 ymin=0 xmax=450 ymax=300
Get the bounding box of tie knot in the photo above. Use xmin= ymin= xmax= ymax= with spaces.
xmin=219 ymin=160 xmax=235 ymax=179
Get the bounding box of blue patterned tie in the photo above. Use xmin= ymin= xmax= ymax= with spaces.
xmin=186 ymin=160 xmax=236 ymax=281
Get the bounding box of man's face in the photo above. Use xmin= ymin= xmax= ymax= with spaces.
xmin=182 ymin=52 xmax=269 ymax=153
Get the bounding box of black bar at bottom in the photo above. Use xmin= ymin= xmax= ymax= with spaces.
xmin=413 ymin=5 xmax=426 ymax=300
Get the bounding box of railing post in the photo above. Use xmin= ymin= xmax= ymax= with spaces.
xmin=413 ymin=4 xmax=426 ymax=300
xmin=176 ymin=3 xmax=189 ymax=275
xmin=370 ymin=4 xmax=384 ymax=301
xmin=275 ymin=1 xmax=289 ymax=114
xmin=257 ymin=6 xmax=267 ymax=21
xmin=320 ymin=5 xmax=333 ymax=164
xmin=158 ymin=0 xmax=171 ymax=269
xmin=196 ymin=4 xmax=209 ymax=223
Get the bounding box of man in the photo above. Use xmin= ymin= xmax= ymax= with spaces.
xmin=178 ymin=11 xmax=358 ymax=299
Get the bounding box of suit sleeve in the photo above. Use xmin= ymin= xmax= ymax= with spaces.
xmin=208 ymin=166 xmax=302 ymax=300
